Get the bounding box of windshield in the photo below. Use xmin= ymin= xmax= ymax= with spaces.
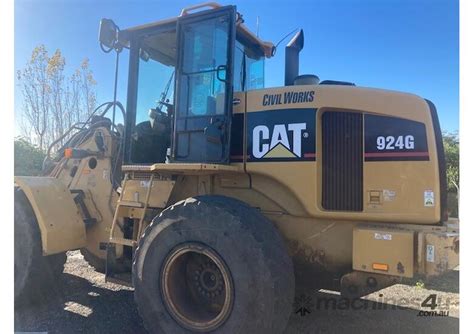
xmin=129 ymin=37 xmax=175 ymax=164
xmin=136 ymin=52 xmax=174 ymax=124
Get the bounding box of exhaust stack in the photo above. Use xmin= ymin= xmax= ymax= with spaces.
xmin=285 ymin=29 xmax=304 ymax=86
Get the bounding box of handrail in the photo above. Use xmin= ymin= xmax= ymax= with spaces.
xmin=43 ymin=121 xmax=87 ymax=170
xmin=180 ymin=2 xmax=221 ymax=16
xmin=42 ymin=101 xmax=126 ymax=170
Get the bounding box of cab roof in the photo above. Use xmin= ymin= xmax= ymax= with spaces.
xmin=120 ymin=2 xmax=275 ymax=66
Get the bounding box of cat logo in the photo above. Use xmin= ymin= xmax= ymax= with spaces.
xmin=242 ymin=108 xmax=316 ymax=162
xmin=252 ymin=123 xmax=307 ymax=159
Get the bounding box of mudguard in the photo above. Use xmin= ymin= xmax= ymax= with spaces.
xmin=15 ymin=176 xmax=86 ymax=255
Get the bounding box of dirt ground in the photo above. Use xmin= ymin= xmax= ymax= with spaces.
xmin=15 ymin=251 xmax=459 ymax=334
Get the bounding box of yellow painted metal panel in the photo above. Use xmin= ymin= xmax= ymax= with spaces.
xmin=121 ymin=179 xmax=176 ymax=208
xmin=243 ymin=85 xmax=440 ymax=224
xmin=353 ymin=227 xmax=414 ymax=277
xmin=15 ymin=176 xmax=86 ymax=255
xmin=423 ymin=231 xmax=459 ymax=276
xmin=150 ymin=163 xmax=241 ymax=173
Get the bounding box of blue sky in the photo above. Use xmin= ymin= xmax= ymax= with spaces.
xmin=15 ymin=0 xmax=459 ymax=132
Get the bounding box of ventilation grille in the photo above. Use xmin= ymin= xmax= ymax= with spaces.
xmin=322 ymin=111 xmax=363 ymax=211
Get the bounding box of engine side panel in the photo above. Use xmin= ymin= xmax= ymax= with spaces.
xmin=240 ymin=85 xmax=442 ymax=224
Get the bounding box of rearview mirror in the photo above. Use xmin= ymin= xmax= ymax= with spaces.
xmin=99 ymin=18 xmax=118 ymax=49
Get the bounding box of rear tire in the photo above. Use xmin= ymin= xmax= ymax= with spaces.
xmin=14 ymin=188 xmax=66 ymax=307
xmin=133 ymin=195 xmax=295 ymax=334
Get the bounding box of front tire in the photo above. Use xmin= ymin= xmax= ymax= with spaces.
xmin=133 ymin=195 xmax=295 ymax=334
xmin=14 ymin=188 xmax=66 ymax=306
xmin=80 ymin=248 xmax=106 ymax=273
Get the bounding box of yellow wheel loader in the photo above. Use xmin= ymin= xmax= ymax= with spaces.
xmin=14 ymin=3 xmax=459 ymax=333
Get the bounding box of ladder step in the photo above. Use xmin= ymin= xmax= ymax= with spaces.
xmin=117 ymin=200 xmax=143 ymax=208
xmin=109 ymin=237 xmax=137 ymax=247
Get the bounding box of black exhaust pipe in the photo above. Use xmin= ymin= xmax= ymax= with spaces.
xmin=285 ymin=29 xmax=304 ymax=86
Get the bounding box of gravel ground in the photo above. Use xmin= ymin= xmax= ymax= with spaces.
xmin=15 ymin=251 xmax=459 ymax=334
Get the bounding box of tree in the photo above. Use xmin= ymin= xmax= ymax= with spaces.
xmin=443 ymin=131 xmax=459 ymax=217
xmin=48 ymin=49 xmax=67 ymax=144
xmin=14 ymin=137 xmax=45 ymax=176
xmin=17 ymin=45 xmax=51 ymax=150
xmin=17 ymin=44 xmax=97 ymax=151
xmin=79 ymin=58 xmax=97 ymax=117
xmin=443 ymin=132 xmax=459 ymax=192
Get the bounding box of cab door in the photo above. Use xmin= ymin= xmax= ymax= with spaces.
xmin=172 ymin=6 xmax=236 ymax=163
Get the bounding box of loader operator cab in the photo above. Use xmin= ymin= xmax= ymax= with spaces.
xmin=100 ymin=4 xmax=270 ymax=165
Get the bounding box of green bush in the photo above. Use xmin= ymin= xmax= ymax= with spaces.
xmin=442 ymin=132 xmax=459 ymax=218
xmin=14 ymin=137 xmax=45 ymax=176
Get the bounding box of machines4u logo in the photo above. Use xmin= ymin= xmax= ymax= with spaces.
xmin=247 ymin=109 xmax=316 ymax=162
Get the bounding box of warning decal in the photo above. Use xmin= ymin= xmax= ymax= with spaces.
xmin=424 ymin=190 xmax=435 ymax=207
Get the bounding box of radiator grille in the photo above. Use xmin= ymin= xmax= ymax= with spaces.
xmin=322 ymin=111 xmax=363 ymax=211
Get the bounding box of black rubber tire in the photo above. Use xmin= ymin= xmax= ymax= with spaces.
xmin=133 ymin=195 xmax=295 ymax=334
xmin=80 ymin=247 xmax=130 ymax=274
xmin=80 ymin=248 xmax=106 ymax=273
xmin=14 ymin=188 xmax=66 ymax=307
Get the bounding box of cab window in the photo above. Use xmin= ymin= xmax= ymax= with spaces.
xmin=234 ymin=40 xmax=264 ymax=92
xmin=130 ymin=39 xmax=175 ymax=164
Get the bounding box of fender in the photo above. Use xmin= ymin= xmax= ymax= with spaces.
xmin=15 ymin=176 xmax=87 ymax=255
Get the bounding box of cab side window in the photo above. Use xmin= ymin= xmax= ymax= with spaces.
xmin=233 ymin=40 xmax=264 ymax=92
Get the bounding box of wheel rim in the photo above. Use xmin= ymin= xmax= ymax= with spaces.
xmin=161 ymin=243 xmax=234 ymax=332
